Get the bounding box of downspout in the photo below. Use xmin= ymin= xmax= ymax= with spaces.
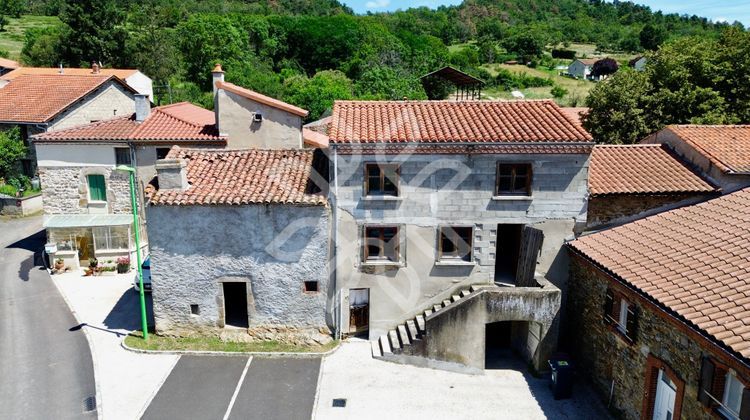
xmin=332 ymin=145 xmax=341 ymax=340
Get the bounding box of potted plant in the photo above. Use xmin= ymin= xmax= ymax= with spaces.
xmin=54 ymin=258 xmax=65 ymax=271
xmin=116 ymin=256 xmax=131 ymax=274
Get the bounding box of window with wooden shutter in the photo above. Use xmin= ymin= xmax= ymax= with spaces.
xmin=699 ymin=357 xmax=716 ymax=407
xmin=87 ymin=174 xmax=107 ymax=201
xmin=364 ymin=163 xmax=399 ymax=197
xmin=625 ymin=305 xmax=638 ymax=341
xmin=515 ymin=225 xmax=543 ymax=287
xmin=603 ymin=289 xmax=614 ymax=324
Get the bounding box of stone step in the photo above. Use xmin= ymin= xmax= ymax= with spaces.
xmin=460 ymin=290 xmax=470 ymax=298
xmin=371 ymin=339 xmax=382 ymax=358
xmin=406 ymin=320 xmax=419 ymax=341
xmin=470 ymin=285 xmax=480 ymax=293
xmin=442 ymin=299 xmax=452 ymax=308
xmin=379 ymin=335 xmax=392 ymax=355
xmin=424 ymin=309 xmax=433 ymax=318
xmin=451 ymin=294 xmax=461 ymax=303
xmin=388 ymin=330 xmax=401 ymax=351
xmin=397 ymin=324 xmax=411 ymax=346
xmin=433 ymin=304 xmax=442 ymax=312
xmin=415 ymin=315 xmax=426 ymax=332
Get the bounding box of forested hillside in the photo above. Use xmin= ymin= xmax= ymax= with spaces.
xmin=3 ymin=0 xmax=744 ymax=120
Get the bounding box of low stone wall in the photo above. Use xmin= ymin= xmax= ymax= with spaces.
xmin=587 ymin=193 xmax=713 ymax=228
xmin=0 ymin=193 xmax=42 ymax=216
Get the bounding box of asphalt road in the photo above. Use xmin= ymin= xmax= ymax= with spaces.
xmin=143 ymin=356 xmax=322 ymax=420
xmin=0 ymin=217 xmax=98 ymax=419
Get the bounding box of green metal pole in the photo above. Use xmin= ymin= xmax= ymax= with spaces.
xmin=128 ymin=168 xmax=149 ymax=340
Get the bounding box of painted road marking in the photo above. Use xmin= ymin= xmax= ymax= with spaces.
xmin=223 ymin=356 xmax=252 ymax=420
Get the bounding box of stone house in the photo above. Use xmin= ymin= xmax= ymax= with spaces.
xmin=629 ymin=56 xmax=647 ymax=71
xmin=568 ymin=58 xmax=598 ymax=79
xmin=146 ymin=148 xmax=332 ymax=344
xmin=0 ymin=64 xmax=154 ymax=101
xmin=567 ymin=188 xmax=750 ymax=420
xmin=327 ymin=99 xmax=594 ymax=372
xmin=587 ymin=144 xmax=717 ymax=228
xmin=32 ymin=99 xmax=225 ymax=270
xmin=642 ymin=125 xmax=750 ymax=193
xmin=0 ymin=73 xmax=138 ymax=175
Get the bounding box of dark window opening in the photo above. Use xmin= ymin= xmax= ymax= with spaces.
xmin=115 ymin=148 xmax=131 ymax=166
xmin=190 ymin=304 xmax=200 ymax=315
xmin=223 ymin=282 xmax=248 ymax=328
xmin=364 ymin=226 xmax=400 ymax=262
xmin=304 ymin=281 xmax=319 ymax=293
xmin=495 ymin=224 xmax=523 ymax=283
xmin=496 ymin=163 xmax=531 ymax=196
xmin=603 ymin=289 xmax=638 ymax=342
xmin=156 ymin=147 xmax=171 ymax=160
xmin=439 ymin=226 xmax=473 ymax=262
xmin=364 ymin=163 xmax=399 ymax=196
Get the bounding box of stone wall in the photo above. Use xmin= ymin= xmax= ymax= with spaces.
xmin=566 ymin=252 xmax=750 ymax=419
xmin=48 ymin=82 xmax=136 ymax=132
xmin=148 ymin=204 xmax=331 ymax=339
xmin=38 ymin=166 xmax=132 ymax=215
xmin=587 ymin=193 xmax=714 ymax=228
xmin=333 ymin=152 xmax=589 ymax=337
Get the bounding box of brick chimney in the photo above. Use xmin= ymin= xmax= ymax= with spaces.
xmin=211 ymin=63 xmax=224 ymax=96
xmin=134 ymin=94 xmax=150 ymax=122
xmin=155 ymin=158 xmax=188 ymax=191
xmin=91 ymin=62 xmax=100 ymax=74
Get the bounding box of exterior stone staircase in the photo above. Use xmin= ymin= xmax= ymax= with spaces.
xmin=370 ymin=284 xmax=490 ymax=363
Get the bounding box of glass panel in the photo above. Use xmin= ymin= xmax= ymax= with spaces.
xmin=365 ymin=227 xmax=382 ymax=259
xmin=497 ymin=176 xmax=512 ymax=193
xmin=115 ymin=148 xmax=131 ymax=166
xmin=457 ymin=227 xmax=473 ymax=261
xmin=514 ymin=165 xmax=528 ymax=176
xmin=367 ymin=176 xmax=382 ymax=194
xmin=366 ymin=165 xmax=381 ymax=177
xmin=110 ymin=226 xmax=130 ymax=250
xmin=440 ymin=228 xmax=456 ymax=256
xmin=513 ymin=175 xmax=528 ymax=192
xmin=382 ymin=227 xmax=398 ymax=262
xmin=382 ymin=167 xmax=398 ymax=195
xmin=498 ymin=165 xmax=513 ymax=176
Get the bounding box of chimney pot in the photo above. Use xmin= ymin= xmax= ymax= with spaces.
xmin=134 ymin=94 xmax=150 ymax=122
xmin=211 ymin=63 xmax=225 ymax=96
xmin=91 ymin=62 xmax=100 ymax=74
xmin=155 ymin=158 xmax=189 ymax=191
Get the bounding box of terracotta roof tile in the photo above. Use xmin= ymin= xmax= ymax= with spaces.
xmin=329 ymin=100 xmax=593 ymax=144
xmin=33 ymin=102 xmax=224 ymax=144
xmin=302 ymin=127 xmax=328 ymax=148
xmin=569 ymin=188 xmax=750 ymax=359
xmin=216 ymin=81 xmax=308 ymax=117
xmin=0 ymin=58 xmax=19 ymax=69
xmin=149 ymin=148 xmax=326 ymax=206
xmin=665 ymin=125 xmax=750 ymax=174
xmin=589 ymin=144 xmax=716 ymax=195
xmin=0 ymin=74 xmax=129 ymax=123
xmin=1 ymin=67 xmax=138 ymax=80
xmin=560 ymin=107 xmax=588 ymax=126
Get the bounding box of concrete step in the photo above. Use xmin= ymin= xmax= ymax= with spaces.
xmin=389 ymin=330 xmax=401 ymax=351
xmin=433 ymin=304 xmax=442 ymax=312
xmin=379 ymin=335 xmax=392 ymax=355
xmin=371 ymin=339 xmax=382 ymax=357
xmin=470 ymin=285 xmax=480 ymax=293
xmin=451 ymin=294 xmax=461 ymax=303
xmin=442 ymin=299 xmax=452 ymax=308
xmin=424 ymin=309 xmax=433 ymax=318
xmin=406 ymin=320 xmax=419 ymax=340
xmin=415 ymin=315 xmax=426 ymax=332
xmin=397 ymin=324 xmax=411 ymax=346
xmin=460 ymin=290 xmax=470 ymax=298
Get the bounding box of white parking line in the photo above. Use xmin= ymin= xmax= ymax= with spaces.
xmin=222 ymin=356 xmax=252 ymax=420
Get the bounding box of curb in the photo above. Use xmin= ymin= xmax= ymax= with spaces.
xmin=120 ymin=336 xmax=341 ymax=358
xmin=49 ymin=273 xmax=105 ymax=420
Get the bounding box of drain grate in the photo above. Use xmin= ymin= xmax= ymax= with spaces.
xmin=83 ymin=395 xmax=97 ymax=412
xmin=332 ymin=398 xmax=347 ymax=408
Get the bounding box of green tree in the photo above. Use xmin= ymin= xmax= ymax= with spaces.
xmin=177 ymin=14 xmax=246 ymax=89
xmin=583 ymin=71 xmax=652 ymax=144
xmin=20 ymin=25 xmax=64 ymax=66
xmin=354 ymin=66 xmax=426 ymax=100
xmin=0 ymin=127 xmax=26 ymax=182
xmin=59 ymin=0 xmax=128 ymax=66
xmin=502 ymin=31 xmax=545 ymax=61
xmin=551 ymin=85 xmax=568 ymax=99
xmin=283 ymin=70 xmax=353 ymax=121
xmin=0 ymin=0 xmax=23 ymax=18
xmin=639 ymin=24 xmax=667 ymax=51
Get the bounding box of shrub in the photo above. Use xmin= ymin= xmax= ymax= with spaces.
xmin=551 ymin=49 xmax=576 ymax=60
xmin=551 ymin=85 xmax=568 ymax=99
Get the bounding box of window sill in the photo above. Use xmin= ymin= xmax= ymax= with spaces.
xmin=491 ymin=195 xmax=533 ymax=201
xmin=361 ymin=260 xmax=404 ymax=268
xmin=362 ymin=195 xmax=402 ymax=202
xmin=435 ymin=260 xmax=476 ymax=266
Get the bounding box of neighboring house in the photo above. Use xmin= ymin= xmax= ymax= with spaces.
xmin=0 ymin=73 xmax=138 ymax=175
xmin=32 ymin=99 xmax=225 ymax=270
xmin=0 ymin=57 xmax=20 ymax=76
xmin=568 ymin=58 xmax=598 ymax=79
xmin=629 ymin=56 xmax=647 ymax=71
xmin=587 ymin=144 xmax=717 ymax=228
xmin=1 ymin=64 xmax=154 ymax=100
xmin=567 ymin=188 xmax=750 ymax=420
xmin=146 ymin=148 xmax=331 ymax=344
xmin=327 ymin=99 xmax=594 ymax=372
xmin=642 ymin=125 xmax=750 ymax=193
xmin=211 ymin=64 xmax=309 ymax=149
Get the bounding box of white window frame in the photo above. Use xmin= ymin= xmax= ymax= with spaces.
xmin=618 ymin=298 xmax=629 ymax=334
xmin=719 ymin=372 xmax=744 ymax=420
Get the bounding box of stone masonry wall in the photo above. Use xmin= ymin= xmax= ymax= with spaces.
xmin=148 ymin=204 xmax=331 ymax=338
xmin=48 ymin=82 xmax=136 ymax=132
xmin=38 ymin=166 xmax=132 ymax=215
xmin=587 ymin=193 xmax=713 ymax=228
xmin=566 ymin=252 xmax=749 ymax=420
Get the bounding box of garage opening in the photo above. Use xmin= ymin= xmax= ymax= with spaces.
xmin=485 ymin=321 xmax=531 ymax=370
xmin=223 ymin=282 xmax=249 ymax=328
xmin=495 ymin=224 xmax=523 ymax=284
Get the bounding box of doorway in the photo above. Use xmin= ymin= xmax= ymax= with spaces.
xmin=495 ymin=224 xmax=523 ymax=284
xmin=223 ymin=282 xmax=249 ymax=328
xmin=76 ymin=230 xmax=95 ymax=263
xmin=652 ymin=369 xmax=677 ymax=420
xmin=485 ymin=321 xmax=512 ymax=369
xmin=349 ymin=289 xmax=369 ymax=335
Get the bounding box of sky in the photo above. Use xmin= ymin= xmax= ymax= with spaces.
xmin=343 ymin=0 xmax=750 ymax=26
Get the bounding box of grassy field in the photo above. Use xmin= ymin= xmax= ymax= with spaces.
xmin=480 ymin=62 xmax=594 ymax=106
xmin=124 ymin=331 xmax=339 ymax=353
xmin=567 ymin=43 xmax=638 ymax=64
xmin=0 ymin=15 xmax=60 ymax=59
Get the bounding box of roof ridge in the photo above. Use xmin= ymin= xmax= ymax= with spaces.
xmin=334 ymin=99 xmax=557 ymax=104
xmin=150 ymin=105 xmax=209 ymax=129
xmin=33 ymin=114 xmax=134 ymax=139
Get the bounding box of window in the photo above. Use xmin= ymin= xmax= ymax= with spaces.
xmin=438 ymin=226 xmax=473 ymax=262
xmin=603 ymin=289 xmax=638 ymax=341
xmin=190 ymin=304 xmax=200 ymax=315
xmin=156 ymin=147 xmax=171 ymax=160
xmin=115 ymin=147 xmax=131 ymax=166
xmin=364 ymin=163 xmax=399 ymax=196
xmin=618 ymin=299 xmax=629 ymax=334
xmin=304 ymin=281 xmax=319 ymax=293
xmin=720 ymin=373 xmax=745 ymax=419
xmin=87 ymin=174 xmax=107 ymax=201
xmin=495 ymin=163 xmax=532 ymax=196
xmin=93 ymin=226 xmax=130 ymax=251
xmin=364 ymin=226 xmax=400 ymax=262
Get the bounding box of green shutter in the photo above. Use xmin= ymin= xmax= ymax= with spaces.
xmin=88 ymin=175 xmax=107 ymax=201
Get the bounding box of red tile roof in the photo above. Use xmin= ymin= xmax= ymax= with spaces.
xmin=560 ymin=107 xmax=588 ymax=126
xmin=663 ymin=125 xmax=750 ymax=174
xmin=589 ymin=145 xmax=715 ymax=195
xmin=216 ymin=81 xmax=309 ymax=118
xmin=0 ymin=74 xmax=133 ymax=123
xmin=1 ymin=67 xmax=139 ymax=80
xmin=302 ymin=128 xmax=328 ymax=148
xmin=33 ymin=102 xmax=224 ymax=144
xmin=149 ymin=148 xmax=326 ymax=206
xmin=569 ymin=188 xmax=750 ymax=359
xmin=0 ymin=58 xmax=20 ymax=69
xmin=328 ymin=100 xmax=593 ymax=144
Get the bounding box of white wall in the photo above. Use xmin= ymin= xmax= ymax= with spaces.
xmin=36 ymin=143 xmax=119 ymax=167
xmin=125 ymin=72 xmax=154 ymax=101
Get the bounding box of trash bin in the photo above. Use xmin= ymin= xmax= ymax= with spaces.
xmin=548 ymin=358 xmax=574 ymax=400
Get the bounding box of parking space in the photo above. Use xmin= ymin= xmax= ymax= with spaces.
xmin=143 ymin=356 xmax=322 ymax=420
